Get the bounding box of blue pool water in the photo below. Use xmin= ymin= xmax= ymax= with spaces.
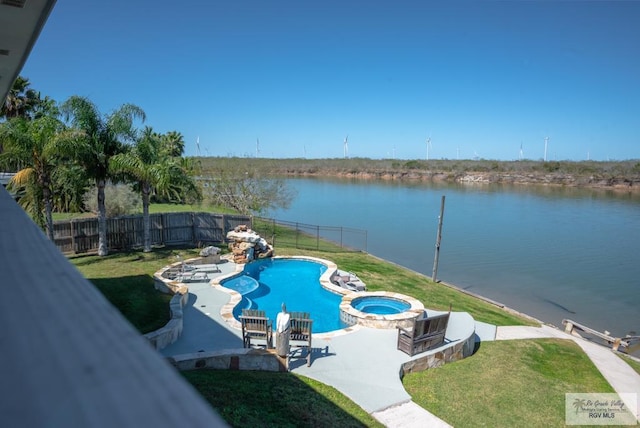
xmin=221 ymin=258 xmax=347 ymax=333
xmin=352 ymin=296 xmax=410 ymax=315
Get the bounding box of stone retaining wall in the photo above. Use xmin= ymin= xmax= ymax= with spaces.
xmin=168 ymin=348 xmax=288 ymax=372
xmin=144 ymin=258 xmax=203 ymax=350
xmin=399 ymin=332 xmax=476 ymax=376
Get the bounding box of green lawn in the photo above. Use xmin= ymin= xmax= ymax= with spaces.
xmin=52 ymin=202 xmax=233 ymax=221
xmin=183 ymin=370 xmax=382 ymax=427
xmin=148 ymin=202 xmax=237 ymax=214
xmin=276 ymin=247 xmax=534 ymax=327
xmin=68 ymin=248 xmax=200 ymax=333
xmin=404 ymin=339 xmax=615 ymax=427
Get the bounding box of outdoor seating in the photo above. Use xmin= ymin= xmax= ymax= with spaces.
xmin=196 ymin=264 xmax=221 ymax=273
xmin=331 ymin=269 xmax=367 ymax=292
xmin=397 ymin=307 xmax=450 ymax=356
xmin=178 ymin=271 xmax=209 ymax=282
xmin=240 ymin=309 xmax=273 ymax=349
xmin=289 ymin=311 xmax=313 ymax=366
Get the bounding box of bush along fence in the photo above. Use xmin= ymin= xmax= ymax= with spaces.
xmin=53 ymin=212 xmax=252 ymax=254
xmin=253 ymin=217 xmax=367 ymax=253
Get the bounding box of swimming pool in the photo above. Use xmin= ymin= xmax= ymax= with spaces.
xmin=221 ymin=258 xmax=348 ymax=333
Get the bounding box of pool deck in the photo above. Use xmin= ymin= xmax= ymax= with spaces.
xmin=159 ymin=259 xmax=640 ymax=427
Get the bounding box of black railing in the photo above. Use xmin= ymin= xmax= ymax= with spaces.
xmin=253 ymin=217 xmax=367 ymax=253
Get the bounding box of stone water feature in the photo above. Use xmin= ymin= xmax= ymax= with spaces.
xmin=226 ymin=225 xmax=274 ymax=264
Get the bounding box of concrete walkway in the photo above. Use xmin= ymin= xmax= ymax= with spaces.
xmin=161 ymin=262 xmax=639 ymax=426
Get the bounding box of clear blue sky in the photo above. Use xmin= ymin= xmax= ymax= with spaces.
xmin=22 ymin=0 xmax=640 ymax=161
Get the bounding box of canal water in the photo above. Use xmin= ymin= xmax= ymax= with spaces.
xmin=266 ymin=177 xmax=640 ymax=342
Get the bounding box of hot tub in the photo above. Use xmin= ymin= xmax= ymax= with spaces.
xmin=340 ymin=291 xmax=424 ymax=329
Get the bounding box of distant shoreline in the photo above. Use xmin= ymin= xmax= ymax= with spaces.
xmin=280 ymin=170 xmax=640 ymax=192
xmin=197 ymin=157 xmax=640 ymax=192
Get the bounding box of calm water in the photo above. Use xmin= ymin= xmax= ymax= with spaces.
xmin=267 ymin=178 xmax=640 ymax=339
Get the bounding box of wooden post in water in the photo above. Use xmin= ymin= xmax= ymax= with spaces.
xmin=432 ymin=195 xmax=446 ymax=282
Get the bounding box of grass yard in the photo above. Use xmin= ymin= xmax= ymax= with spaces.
xmin=69 ymin=248 xmax=200 ymax=333
xmin=149 ymin=202 xmax=236 ymax=214
xmin=276 ymin=247 xmax=534 ymax=327
xmin=404 ymin=339 xmax=616 ymax=427
xmin=183 ymin=370 xmax=382 ymax=427
xmin=51 ymin=202 xmax=232 ymax=222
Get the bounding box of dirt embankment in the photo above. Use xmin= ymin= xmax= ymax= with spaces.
xmin=282 ymin=169 xmax=640 ymax=191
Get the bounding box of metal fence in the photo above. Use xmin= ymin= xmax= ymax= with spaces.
xmin=53 ymin=212 xmax=252 ymax=254
xmin=253 ymin=217 xmax=367 ymax=253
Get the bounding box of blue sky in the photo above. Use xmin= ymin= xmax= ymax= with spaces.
xmin=22 ymin=1 xmax=640 ymax=160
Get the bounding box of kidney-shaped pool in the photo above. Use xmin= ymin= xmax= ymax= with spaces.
xmin=221 ymin=258 xmax=348 ymax=333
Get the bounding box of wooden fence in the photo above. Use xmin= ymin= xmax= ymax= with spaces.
xmin=53 ymin=212 xmax=252 ymax=254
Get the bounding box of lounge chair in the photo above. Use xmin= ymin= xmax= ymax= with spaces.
xmin=240 ymin=309 xmax=273 ymax=349
xmin=177 ymin=271 xmax=209 ymax=282
xmin=331 ymin=269 xmax=367 ymax=292
xmin=397 ymin=307 xmax=451 ymax=356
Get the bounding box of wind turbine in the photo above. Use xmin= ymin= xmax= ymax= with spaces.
xmin=196 ymin=136 xmax=201 ymax=157
xmin=519 ymin=141 xmax=523 ymax=160
xmin=426 ymin=135 xmax=432 ymax=161
xmin=343 ymin=135 xmax=349 ymax=159
xmin=256 ymin=138 xmax=260 ymax=158
xmin=544 ymin=136 xmax=550 ymax=162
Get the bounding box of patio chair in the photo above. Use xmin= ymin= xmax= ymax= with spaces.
xmin=240 ymin=309 xmax=273 ymax=349
xmin=397 ymin=306 xmax=451 ymax=356
xmin=289 ymin=312 xmax=313 ymax=366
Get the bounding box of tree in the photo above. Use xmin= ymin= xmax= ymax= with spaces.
xmin=111 ymin=126 xmax=198 ymax=252
xmin=0 ymin=76 xmax=39 ymax=120
xmin=203 ymin=163 xmax=295 ymax=215
xmin=161 ymin=130 xmax=185 ymax=157
xmin=51 ymin=164 xmax=90 ymax=213
xmin=1 ymin=76 xmax=51 ymax=157
xmin=60 ymin=96 xmax=145 ymax=256
xmin=0 ymin=115 xmax=68 ymax=240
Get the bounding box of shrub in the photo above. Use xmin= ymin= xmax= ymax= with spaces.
xmin=403 ymin=160 xmax=422 ymax=169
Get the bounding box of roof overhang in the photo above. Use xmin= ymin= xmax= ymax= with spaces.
xmin=0 ymin=0 xmax=57 ymax=103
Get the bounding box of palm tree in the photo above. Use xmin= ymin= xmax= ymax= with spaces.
xmin=51 ymin=164 xmax=90 ymax=213
xmin=161 ymin=130 xmax=185 ymax=157
xmin=111 ymin=126 xmax=195 ymax=252
xmin=0 ymin=115 xmax=67 ymax=240
xmin=0 ymin=76 xmax=39 ymax=120
xmin=61 ymin=96 xmax=145 ymax=256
